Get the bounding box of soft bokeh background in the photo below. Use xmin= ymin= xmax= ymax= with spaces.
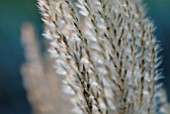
xmin=0 ymin=0 xmax=170 ymax=114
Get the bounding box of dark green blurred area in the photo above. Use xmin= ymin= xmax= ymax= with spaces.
xmin=0 ymin=0 xmax=170 ymax=114
xmin=0 ymin=0 xmax=42 ymax=114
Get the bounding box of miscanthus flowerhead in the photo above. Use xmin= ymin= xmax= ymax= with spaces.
xmin=38 ymin=0 xmax=169 ymax=114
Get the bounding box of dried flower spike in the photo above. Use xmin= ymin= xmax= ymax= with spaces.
xmin=38 ymin=0 xmax=169 ymax=114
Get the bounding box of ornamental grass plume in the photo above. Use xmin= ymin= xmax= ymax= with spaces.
xmin=21 ymin=22 xmax=73 ymax=114
xmin=38 ymin=0 xmax=169 ymax=114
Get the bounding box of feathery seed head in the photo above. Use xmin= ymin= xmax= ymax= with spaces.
xmin=38 ymin=0 xmax=169 ymax=114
